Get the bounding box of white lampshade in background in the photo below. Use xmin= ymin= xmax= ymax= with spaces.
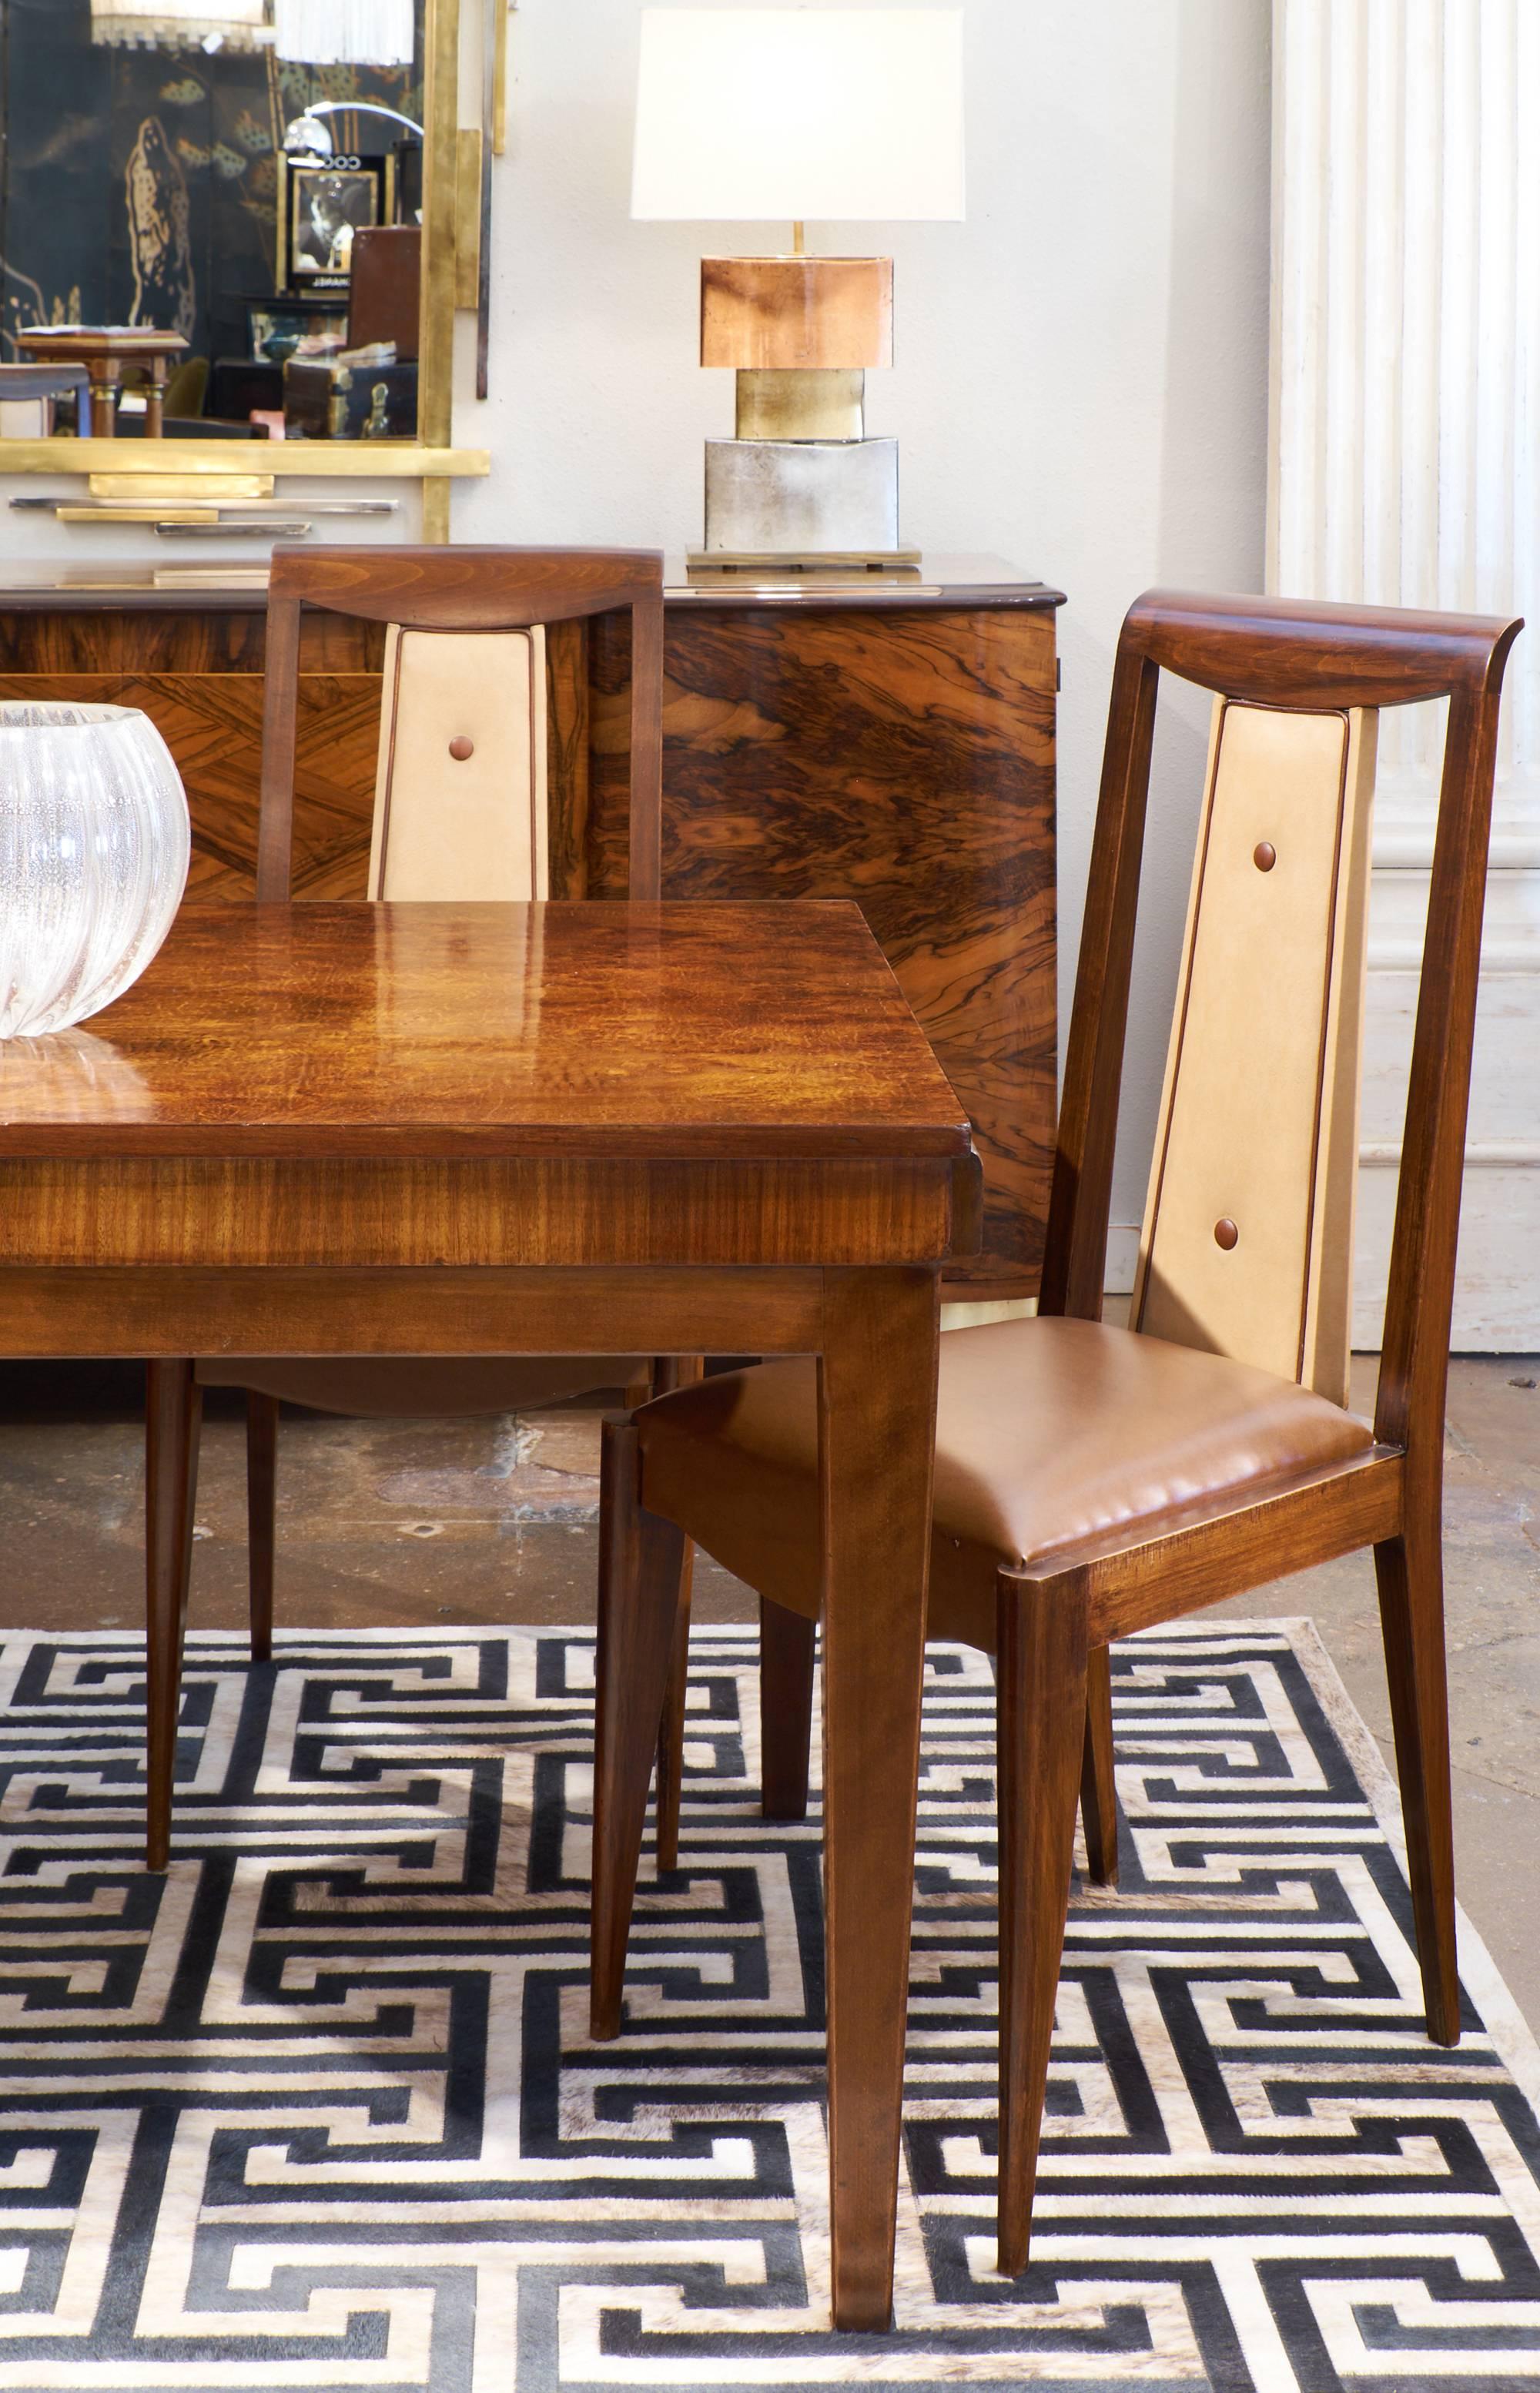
xmin=90 ymin=0 xmax=268 ymax=48
xmin=89 ymin=0 xmax=413 ymax=57
xmin=274 ymin=0 xmax=416 ymax=66
xmin=632 ymin=8 xmax=966 ymax=224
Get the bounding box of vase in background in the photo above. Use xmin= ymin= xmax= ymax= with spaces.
xmin=0 ymin=703 xmax=189 ymax=1039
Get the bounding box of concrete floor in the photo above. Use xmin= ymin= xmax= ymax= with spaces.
xmin=0 ymin=1352 xmax=1535 ymax=2028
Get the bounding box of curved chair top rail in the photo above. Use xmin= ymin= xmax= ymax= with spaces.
xmin=256 ymin=543 xmax=666 ymax=904
xmin=266 ymin=541 xmax=665 ymax=631
xmin=1124 ymin=587 xmax=1522 ymax=711
xmin=1044 ymin=586 xmax=1524 ymax=1471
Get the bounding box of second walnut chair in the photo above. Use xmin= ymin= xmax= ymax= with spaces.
xmin=144 ymin=543 xmax=668 ymax=1871
xmin=588 ymin=588 xmax=1522 ymax=2275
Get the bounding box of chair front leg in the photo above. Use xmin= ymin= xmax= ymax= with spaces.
xmin=996 ymin=1568 xmax=1089 ymax=2276
xmin=1374 ymin=1510 xmax=1461 ymax=2043
xmin=591 ymin=1417 xmax=688 ymax=2040
xmin=1080 ymin=1645 xmax=1119 ymax=1886
xmin=146 ymin=1360 xmax=203 ymax=1873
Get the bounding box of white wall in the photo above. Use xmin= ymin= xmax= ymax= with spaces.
xmin=457 ymin=0 xmax=1274 ymax=1247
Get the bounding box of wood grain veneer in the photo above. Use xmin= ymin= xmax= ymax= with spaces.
xmin=594 ymin=598 xmax=1057 ymax=1294
xmin=0 ymin=564 xmax=1059 ymax=1297
xmin=0 ymin=902 xmax=969 ymax=1159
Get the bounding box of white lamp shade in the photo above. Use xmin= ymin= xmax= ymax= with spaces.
xmin=274 ymin=0 xmax=415 ymax=65
xmin=632 ymin=8 xmax=966 ymax=223
xmin=90 ymin=0 xmax=268 ymax=45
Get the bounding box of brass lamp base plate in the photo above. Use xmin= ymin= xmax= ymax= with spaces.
xmin=687 ymin=547 xmax=922 ymax=573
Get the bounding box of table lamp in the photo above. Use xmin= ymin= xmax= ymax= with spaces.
xmin=632 ymin=6 xmax=965 ymax=568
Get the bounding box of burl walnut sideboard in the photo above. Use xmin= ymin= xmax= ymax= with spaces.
xmin=0 ymin=557 xmax=1062 ymax=1300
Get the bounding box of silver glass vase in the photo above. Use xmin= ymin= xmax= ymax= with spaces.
xmin=0 ymin=702 xmax=190 ymax=1039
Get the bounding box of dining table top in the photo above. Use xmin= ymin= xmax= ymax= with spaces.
xmin=0 ymin=899 xmax=974 ymax=1164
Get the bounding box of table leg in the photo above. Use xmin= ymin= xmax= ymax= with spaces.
xmin=818 ymin=1265 xmax=940 ymax=2331
xmin=146 ymin=356 xmax=169 ymax=439
xmin=89 ymin=371 xmax=117 ymax=439
xmin=146 ymin=1359 xmax=202 ymax=1871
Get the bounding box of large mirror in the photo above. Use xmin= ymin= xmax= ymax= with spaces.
xmin=0 ymin=0 xmax=488 ymax=525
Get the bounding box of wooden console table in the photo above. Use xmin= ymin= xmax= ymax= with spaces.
xmin=0 ymin=557 xmax=1061 ymax=1297
xmin=15 ymin=331 xmax=189 ymax=439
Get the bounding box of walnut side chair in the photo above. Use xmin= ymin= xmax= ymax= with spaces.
xmin=586 ymin=588 xmax=1522 ymax=2276
xmin=143 ymin=542 xmax=669 ymax=1873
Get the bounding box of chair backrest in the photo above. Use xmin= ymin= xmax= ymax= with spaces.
xmin=1043 ymin=591 xmax=1521 ymax=1474
xmin=254 ymin=544 xmax=665 ymax=905
xmin=1128 ymin=695 xmax=1378 ymax=1404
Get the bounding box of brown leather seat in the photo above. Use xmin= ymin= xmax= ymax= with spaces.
xmin=637 ymin=1314 xmax=1374 ymax=1651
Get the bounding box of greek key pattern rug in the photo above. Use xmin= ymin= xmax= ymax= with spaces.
xmin=0 ymin=1623 xmax=1535 ymax=2392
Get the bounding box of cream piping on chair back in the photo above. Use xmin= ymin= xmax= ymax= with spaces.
xmin=1130 ymin=697 xmax=1379 ymax=1405
xmin=367 ymin=623 xmax=551 ymax=902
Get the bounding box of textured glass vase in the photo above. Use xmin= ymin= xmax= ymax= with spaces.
xmin=0 ymin=703 xmax=190 ymax=1039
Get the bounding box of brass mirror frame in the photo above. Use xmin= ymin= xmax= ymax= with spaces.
xmin=0 ymin=0 xmax=494 ymax=541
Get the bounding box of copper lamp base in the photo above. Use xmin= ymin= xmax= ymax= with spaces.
xmin=698 ymin=253 xmax=910 ymax=567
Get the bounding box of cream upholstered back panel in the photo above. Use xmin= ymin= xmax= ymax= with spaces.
xmin=367 ymin=625 xmax=550 ymax=902
xmin=1130 ymin=698 xmax=1378 ymax=1407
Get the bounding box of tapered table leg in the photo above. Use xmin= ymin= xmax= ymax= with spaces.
xmin=146 ymin=1358 xmax=202 ymax=1872
xmin=818 ymin=1265 xmax=940 ymax=2331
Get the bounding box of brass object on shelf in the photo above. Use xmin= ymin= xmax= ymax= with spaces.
xmin=89 ymin=470 xmax=275 ymax=500
xmin=57 ymin=507 xmax=221 ymax=525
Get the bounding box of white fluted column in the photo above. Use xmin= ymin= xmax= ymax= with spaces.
xmin=1270 ymin=0 xmax=1540 ymax=1345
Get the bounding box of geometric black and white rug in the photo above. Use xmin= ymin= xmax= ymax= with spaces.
xmin=0 ymin=1622 xmax=1536 ymax=2391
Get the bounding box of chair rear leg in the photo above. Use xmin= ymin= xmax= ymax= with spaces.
xmin=246 ymin=1391 xmax=279 ymax=1665
xmin=648 ymin=1357 xmax=705 ymax=1871
xmin=1374 ymin=1518 xmax=1461 ymax=2043
xmin=760 ymin=1595 xmax=817 ymax=1821
xmin=146 ymin=1360 xmax=203 ymax=1873
xmin=996 ymin=1571 xmax=1089 ymax=2276
xmin=654 ymin=1545 xmax=694 ymax=1873
xmin=591 ymin=1417 xmax=688 ymax=2040
xmin=1080 ymin=1645 xmax=1119 ymax=1886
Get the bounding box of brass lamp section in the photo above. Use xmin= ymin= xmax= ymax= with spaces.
xmin=631 ymin=8 xmax=965 ymax=571
xmin=698 ymin=252 xmax=902 ymax=564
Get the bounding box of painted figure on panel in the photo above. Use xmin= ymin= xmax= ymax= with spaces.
xmin=125 ymin=117 xmax=196 ymax=339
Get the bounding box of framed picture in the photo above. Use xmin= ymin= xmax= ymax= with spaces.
xmin=284 ymin=159 xmax=390 ymax=283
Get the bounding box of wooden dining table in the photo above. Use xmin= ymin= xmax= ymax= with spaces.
xmin=0 ymin=895 xmax=979 ymax=2333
